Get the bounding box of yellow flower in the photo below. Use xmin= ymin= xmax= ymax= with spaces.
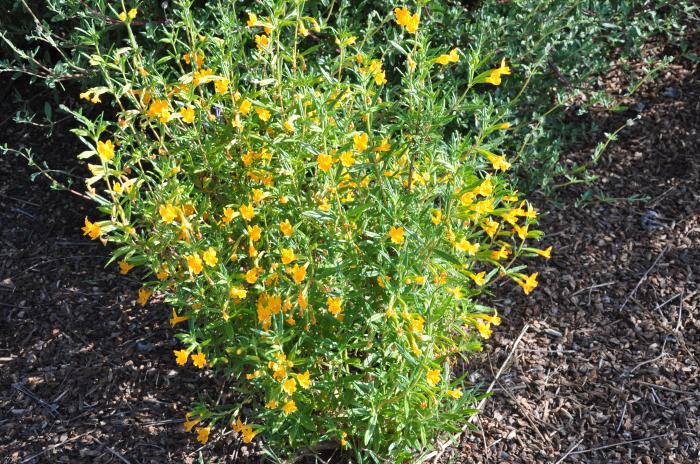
xmin=327 ymin=296 xmax=342 ymax=317
xmin=156 ymin=266 xmax=170 ymax=281
xmin=388 ymin=226 xmax=405 ymax=244
xmin=513 ymin=223 xmax=529 ymax=240
xmin=468 ymin=271 xmax=486 ymax=286
xmin=240 ymin=204 xmax=255 ymax=221
xmin=137 ymin=288 xmax=151 ymax=306
xmin=282 ymin=378 xmax=297 ymax=396
xmin=282 ymin=400 xmax=297 ymax=415
xmin=518 ymin=272 xmax=539 ymax=295
xmin=460 ymin=191 xmax=475 ymax=206
xmin=159 ymin=203 xmax=178 ymax=223
xmin=394 ymin=6 xmax=419 ymax=33
xmin=97 ymin=140 xmax=115 ymax=162
xmin=196 ymin=426 xmax=210 ymax=444
xmin=533 ymin=246 xmax=552 ymax=259
xmin=291 ymin=264 xmax=306 ymax=284
xmin=191 ymin=352 xmax=207 ymax=369
xmin=222 ymin=207 xmax=236 ymax=224
xmin=174 ymin=350 xmax=189 ymax=366
xmin=447 ymin=388 xmax=463 ymax=399
xmin=297 ymin=370 xmax=311 ymax=389
xmin=485 ymin=58 xmax=511 ymax=86
xmin=239 ymin=99 xmax=252 ymax=116
xmin=118 ymin=260 xmax=134 ymax=275
xmin=241 ymin=425 xmax=256 ymax=443
xmin=339 ymin=150 xmax=355 ymax=168
xmin=183 ymin=415 xmax=200 ymax=432
xmin=490 ymin=246 xmax=511 ymax=261
xmin=426 ymin=369 xmax=440 ymax=387
xmin=317 ymin=153 xmax=334 ymax=172
xmin=203 ymin=247 xmax=218 ymax=267
xmin=255 ymin=34 xmax=269 ymax=49
xmin=215 ymin=78 xmax=229 ymax=94
xmin=186 ymin=253 xmax=203 ymax=276
xmin=255 ymin=107 xmax=271 ymax=122
xmin=430 ymin=209 xmax=442 ymax=225
xmin=229 ymin=286 xmax=247 ymax=300
xmin=266 ymin=399 xmax=277 ymax=409
xmin=170 ymin=309 xmax=189 ymax=327
xmin=374 ymin=138 xmax=391 ymax=152
xmin=374 ymin=69 xmax=387 ymax=85
xmin=481 ymin=219 xmax=499 ymax=238
xmin=455 ymin=238 xmax=479 ymax=256
xmin=279 ymin=219 xmax=293 ymax=237
xmin=118 ymin=11 xmax=127 ymax=21
xmin=436 ymin=48 xmax=460 ymax=66
xmin=353 ymin=132 xmax=369 ymax=152
xmin=486 ymin=153 xmax=511 ymax=171
xmin=246 ymin=12 xmax=258 ymax=27
xmin=281 ymin=248 xmax=296 ymax=265
xmin=245 ymin=267 xmax=260 ymax=284
xmin=247 ymin=225 xmax=262 ymax=243
xmin=476 ymin=319 xmax=492 ymax=339
xmin=179 ymin=106 xmax=195 ymax=124
xmin=82 ymin=217 xmax=101 ymax=240
xmin=128 ymin=8 xmax=137 ymax=19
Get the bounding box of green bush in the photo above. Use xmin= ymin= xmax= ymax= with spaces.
xmin=3 ymin=0 xmax=696 ymax=190
xmin=72 ymin=1 xmax=548 ymax=460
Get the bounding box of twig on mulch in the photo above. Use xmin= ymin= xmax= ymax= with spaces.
xmin=568 ymin=433 xmax=671 ymax=456
xmin=674 ymin=289 xmax=685 ymax=332
xmin=20 ymin=433 xmax=89 ymax=463
xmin=92 ymin=438 xmax=132 ymax=464
xmin=619 ymin=245 xmax=669 ymax=311
xmin=570 ymin=281 xmax=616 ymax=296
xmin=553 ymin=439 xmax=584 ymax=464
xmin=419 ymin=324 xmax=531 ymax=464
xmin=12 ymin=383 xmax=59 ymax=417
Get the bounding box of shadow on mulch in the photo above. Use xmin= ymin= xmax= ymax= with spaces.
xmin=454 ymin=43 xmax=700 ymax=464
xmin=0 ymin=83 xmax=251 ymax=463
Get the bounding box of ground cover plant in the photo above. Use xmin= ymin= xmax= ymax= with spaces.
xmin=67 ymin=0 xmax=551 ymax=460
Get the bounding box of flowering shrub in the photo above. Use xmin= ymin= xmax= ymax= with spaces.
xmin=73 ymin=1 xmax=549 ymax=460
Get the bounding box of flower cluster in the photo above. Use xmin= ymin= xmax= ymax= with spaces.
xmin=76 ymin=1 xmax=549 ymax=459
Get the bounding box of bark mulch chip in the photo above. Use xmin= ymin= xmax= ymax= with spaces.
xmin=1 ymin=36 xmax=699 ymax=464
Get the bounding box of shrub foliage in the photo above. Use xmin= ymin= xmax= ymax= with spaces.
xmin=72 ymin=0 xmax=550 ymax=460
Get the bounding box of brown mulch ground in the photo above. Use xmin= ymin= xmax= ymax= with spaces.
xmin=454 ymin=44 xmax=700 ymax=464
xmin=1 ymin=35 xmax=699 ymax=464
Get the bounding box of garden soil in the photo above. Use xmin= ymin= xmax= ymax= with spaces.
xmin=1 ymin=36 xmax=698 ymax=464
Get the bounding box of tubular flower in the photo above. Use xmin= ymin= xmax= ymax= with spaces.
xmin=191 ymin=352 xmax=207 ymax=369
xmin=279 ymin=219 xmax=293 ymax=237
xmin=388 ymin=226 xmax=405 ymax=244
xmin=159 ymin=203 xmax=178 ymax=223
xmin=118 ymin=260 xmax=134 ymax=275
xmin=137 ymin=288 xmax=151 ymax=306
xmin=170 ymin=309 xmax=190 ymax=327
xmin=203 ymin=247 xmax=218 ymax=267
xmin=517 ymin=272 xmax=539 ymax=295
xmin=394 ymin=6 xmax=420 ymax=33
xmin=174 ymin=350 xmax=189 ymax=366
xmin=485 ymin=58 xmax=511 ymax=86
xmin=426 ymin=369 xmax=441 ymax=387
xmin=282 ymin=400 xmax=298 ymax=415
xmin=353 ymin=132 xmax=369 ymax=152
xmin=82 ymin=217 xmax=101 ymax=239
xmin=317 ymin=153 xmax=334 ymax=172
xmin=196 ymin=426 xmax=210 ymax=444
xmin=180 ymin=106 xmax=195 ymax=123
xmin=97 ymin=140 xmax=115 ymax=161
xmin=186 ymin=253 xmax=203 ymax=276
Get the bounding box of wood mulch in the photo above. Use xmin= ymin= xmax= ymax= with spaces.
xmin=1 ymin=31 xmax=698 ymax=464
